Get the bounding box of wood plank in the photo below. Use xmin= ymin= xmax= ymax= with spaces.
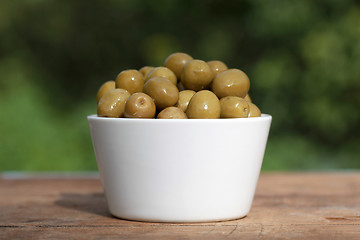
xmin=0 ymin=172 xmax=359 ymax=239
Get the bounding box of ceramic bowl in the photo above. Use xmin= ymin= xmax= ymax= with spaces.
xmin=88 ymin=114 xmax=272 ymax=222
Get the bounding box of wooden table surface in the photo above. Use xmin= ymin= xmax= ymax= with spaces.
xmin=0 ymin=172 xmax=359 ymax=239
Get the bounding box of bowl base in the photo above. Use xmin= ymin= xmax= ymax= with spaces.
xmin=110 ymin=212 xmax=248 ymax=223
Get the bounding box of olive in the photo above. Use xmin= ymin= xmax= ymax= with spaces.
xmin=115 ymin=69 xmax=144 ymax=94
xmin=181 ymin=59 xmax=214 ymax=91
xmin=211 ymin=69 xmax=250 ymax=99
xmin=145 ymin=67 xmax=177 ymax=85
xmin=143 ymin=77 xmax=179 ymax=109
xmin=248 ymin=102 xmax=261 ymax=117
xmin=244 ymin=94 xmax=252 ymax=103
xmin=220 ymin=96 xmax=249 ymax=118
xmin=124 ymin=93 xmax=156 ymax=118
xmin=157 ymin=106 xmax=187 ymax=119
xmin=96 ymin=80 xmax=115 ymax=103
xmin=207 ymin=60 xmax=228 ymax=75
xmin=176 ymin=90 xmax=196 ymax=112
xmin=164 ymin=52 xmax=193 ymax=80
xmin=97 ymin=89 xmax=131 ymax=118
xmin=139 ymin=66 xmax=154 ymax=77
xmin=186 ymin=90 xmax=220 ymax=119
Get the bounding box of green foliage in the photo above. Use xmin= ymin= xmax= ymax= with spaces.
xmin=0 ymin=0 xmax=359 ymax=170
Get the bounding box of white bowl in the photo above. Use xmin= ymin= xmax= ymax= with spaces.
xmin=88 ymin=114 xmax=272 ymax=222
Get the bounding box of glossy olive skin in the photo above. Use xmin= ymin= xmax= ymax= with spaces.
xmin=220 ymin=96 xmax=249 ymax=118
xmin=139 ymin=66 xmax=154 ymax=77
xmin=124 ymin=93 xmax=156 ymax=118
xmin=176 ymin=90 xmax=196 ymax=112
xmin=145 ymin=67 xmax=177 ymax=85
xmin=186 ymin=90 xmax=220 ymax=119
xmin=157 ymin=106 xmax=187 ymax=119
xmin=96 ymin=80 xmax=116 ymax=103
xmin=207 ymin=60 xmax=228 ymax=76
xmin=115 ymin=69 xmax=144 ymax=94
xmin=181 ymin=59 xmax=214 ymax=91
xmin=211 ymin=69 xmax=250 ymax=99
xmin=97 ymin=89 xmax=131 ymax=118
xmin=143 ymin=77 xmax=179 ymax=109
xmin=248 ymin=102 xmax=261 ymax=117
xmin=244 ymin=94 xmax=252 ymax=103
xmin=164 ymin=52 xmax=193 ymax=80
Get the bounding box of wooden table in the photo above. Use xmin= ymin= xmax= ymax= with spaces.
xmin=1 ymin=172 xmax=359 ymax=239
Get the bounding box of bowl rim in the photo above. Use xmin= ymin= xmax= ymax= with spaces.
xmin=87 ymin=114 xmax=272 ymax=123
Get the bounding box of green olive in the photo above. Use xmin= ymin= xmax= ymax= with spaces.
xmin=139 ymin=66 xmax=154 ymax=77
xmin=186 ymin=90 xmax=220 ymax=119
xmin=96 ymin=80 xmax=116 ymax=103
xmin=157 ymin=107 xmax=187 ymax=119
xmin=176 ymin=90 xmax=196 ymax=112
xmin=124 ymin=93 xmax=156 ymax=118
xmin=244 ymin=94 xmax=252 ymax=103
xmin=115 ymin=69 xmax=144 ymax=94
xmin=181 ymin=59 xmax=214 ymax=91
xmin=220 ymin=96 xmax=249 ymax=118
xmin=211 ymin=69 xmax=250 ymax=99
xmin=145 ymin=67 xmax=177 ymax=85
xmin=143 ymin=77 xmax=179 ymax=109
xmin=97 ymin=89 xmax=131 ymax=118
xmin=207 ymin=60 xmax=228 ymax=76
xmin=248 ymin=102 xmax=261 ymax=117
xmin=164 ymin=52 xmax=193 ymax=80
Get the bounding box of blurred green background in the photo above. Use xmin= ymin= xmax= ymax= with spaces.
xmin=0 ymin=0 xmax=359 ymax=171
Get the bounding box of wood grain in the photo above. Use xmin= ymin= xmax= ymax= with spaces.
xmin=0 ymin=172 xmax=359 ymax=239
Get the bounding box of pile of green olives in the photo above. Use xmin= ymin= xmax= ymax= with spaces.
xmin=96 ymin=52 xmax=261 ymax=119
